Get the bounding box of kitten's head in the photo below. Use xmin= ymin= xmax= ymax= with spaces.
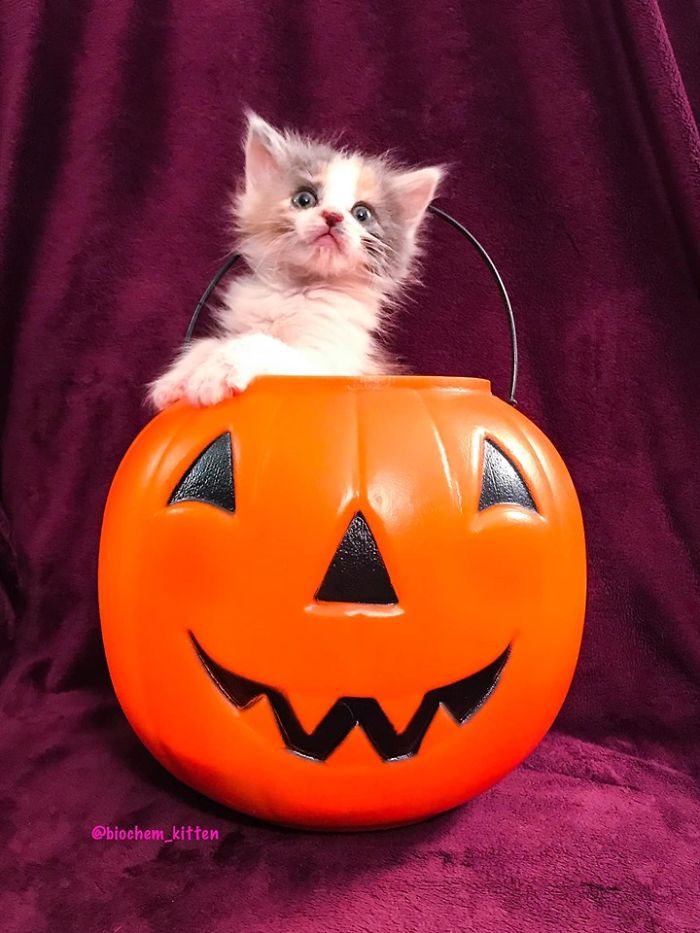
xmin=234 ymin=114 xmax=443 ymax=292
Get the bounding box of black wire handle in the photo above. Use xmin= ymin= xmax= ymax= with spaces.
xmin=184 ymin=252 xmax=242 ymax=344
xmin=426 ymin=204 xmax=518 ymax=405
xmin=184 ymin=204 xmax=518 ymax=405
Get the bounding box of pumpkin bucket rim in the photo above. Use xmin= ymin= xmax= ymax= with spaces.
xmin=183 ymin=374 xmax=493 ymax=395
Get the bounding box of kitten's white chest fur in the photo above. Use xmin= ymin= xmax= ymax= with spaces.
xmin=220 ymin=276 xmax=385 ymax=373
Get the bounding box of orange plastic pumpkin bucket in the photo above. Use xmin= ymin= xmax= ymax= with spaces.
xmin=98 ymin=208 xmax=586 ymax=830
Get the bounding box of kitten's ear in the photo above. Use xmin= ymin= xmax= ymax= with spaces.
xmin=244 ymin=113 xmax=287 ymax=188
xmin=394 ymin=166 xmax=443 ymax=229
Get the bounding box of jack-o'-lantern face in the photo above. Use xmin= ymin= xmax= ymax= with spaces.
xmin=99 ymin=376 xmax=586 ymax=830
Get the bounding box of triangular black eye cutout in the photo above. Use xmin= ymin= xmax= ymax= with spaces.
xmin=168 ymin=432 xmax=235 ymax=513
xmin=478 ymin=440 xmax=537 ymax=512
xmin=316 ymin=511 xmax=398 ymax=605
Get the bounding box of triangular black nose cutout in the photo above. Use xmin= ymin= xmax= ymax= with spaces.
xmin=316 ymin=512 xmax=398 ymax=605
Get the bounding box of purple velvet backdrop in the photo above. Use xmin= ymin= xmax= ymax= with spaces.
xmin=1 ymin=1 xmax=699 ymax=930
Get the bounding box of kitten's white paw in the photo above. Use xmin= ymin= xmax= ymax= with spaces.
xmin=148 ymin=338 xmax=224 ymax=410
xmin=183 ymin=335 xmax=317 ymax=404
xmin=148 ymin=371 xmax=188 ymax=411
xmin=149 ymin=334 xmax=325 ymax=410
xmin=181 ymin=351 xmax=249 ymax=406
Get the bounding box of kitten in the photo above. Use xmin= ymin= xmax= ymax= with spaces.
xmin=149 ymin=113 xmax=443 ymax=409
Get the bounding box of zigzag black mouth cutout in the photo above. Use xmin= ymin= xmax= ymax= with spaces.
xmin=190 ymin=632 xmax=510 ymax=762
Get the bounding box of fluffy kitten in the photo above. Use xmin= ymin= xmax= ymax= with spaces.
xmin=149 ymin=114 xmax=443 ymax=409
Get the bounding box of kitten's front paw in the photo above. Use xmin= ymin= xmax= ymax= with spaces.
xmin=149 ymin=373 xmax=186 ymax=411
xmin=181 ymin=353 xmax=250 ymax=407
xmin=148 ymin=338 xmax=228 ymax=410
xmin=181 ymin=335 xmax=308 ymax=404
xmin=148 ymin=334 xmax=316 ymax=411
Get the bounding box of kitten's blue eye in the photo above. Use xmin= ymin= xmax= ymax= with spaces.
xmin=352 ymin=203 xmax=372 ymax=223
xmin=292 ymin=189 xmax=318 ymax=209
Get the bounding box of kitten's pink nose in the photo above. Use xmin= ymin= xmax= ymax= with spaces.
xmin=321 ymin=210 xmax=343 ymax=227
